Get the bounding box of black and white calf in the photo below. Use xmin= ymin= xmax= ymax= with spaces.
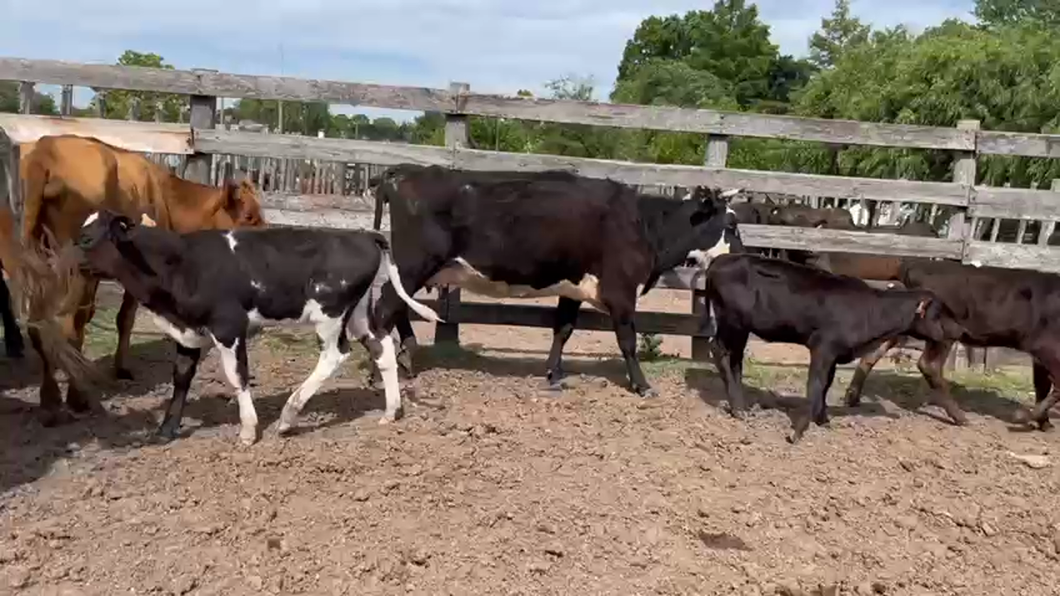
xmin=369 ymin=165 xmax=744 ymax=397
xmin=76 ymin=210 xmax=442 ymax=445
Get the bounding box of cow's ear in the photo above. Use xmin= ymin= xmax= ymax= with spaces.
xmin=915 ymin=297 xmax=932 ymax=318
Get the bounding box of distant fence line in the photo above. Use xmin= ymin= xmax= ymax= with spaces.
xmin=5 ymin=56 xmax=1060 ymax=369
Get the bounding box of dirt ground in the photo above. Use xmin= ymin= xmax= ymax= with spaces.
xmin=1 ymin=284 xmax=1058 ymax=596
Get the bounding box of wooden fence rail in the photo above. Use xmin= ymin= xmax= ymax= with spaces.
xmin=5 ymin=56 xmax=1060 ymax=369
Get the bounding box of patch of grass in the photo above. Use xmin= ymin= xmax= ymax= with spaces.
xmin=637 ymin=333 xmax=664 ymax=362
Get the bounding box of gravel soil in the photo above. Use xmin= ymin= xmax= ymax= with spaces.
xmin=0 ymin=285 xmax=1056 ymax=596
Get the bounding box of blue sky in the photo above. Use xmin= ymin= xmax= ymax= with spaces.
xmin=2 ymin=0 xmax=975 ymax=123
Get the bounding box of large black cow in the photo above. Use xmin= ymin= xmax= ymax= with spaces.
xmin=76 ymin=209 xmax=442 ymax=444
xmin=370 ymin=165 xmax=743 ymax=398
xmin=702 ymin=253 xmax=965 ymax=443
xmin=844 ymin=259 xmax=1060 ymax=430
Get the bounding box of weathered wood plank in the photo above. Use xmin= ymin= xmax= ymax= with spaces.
xmin=452 ymin=148 xmax=971 ymax=206
xmin=965 ymin=242 xmax=1060 ymax=273
xmin=739 ymin=224 xmax=964 ymax=259
xmin=977 ymin=130 xmax=1060 ymax=158
xmin=0 ymin=57 xmax=453 ymax=112
xmin=412 ymin=300 xmax=707 ymax=336
xmin=195 ymin=129 xmax=452 ymax=166
xmin=970 ymin=186 xmax=1060 ymax=220
xmin=196 ymin=132 xmax=970 ymax=207
xmin=457 ymin=94 xmax=976 ymax=151
xmin=0 ymin=113 xmax=193 ymax=154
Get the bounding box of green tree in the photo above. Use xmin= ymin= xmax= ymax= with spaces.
xmin=0 ymin=81 xmax=58 ymax=114
xmin=808 ymin=0 xmax=871 ymax=69
xmin=93 ymin=50 xmax=185 ymax=122
xmin=615 ymin=0 xmax=786 ymax=108
xmin=974 ymin=0 xmax=1060 ymax=27
xmin=793 ymin=20 xmax=1060 ymax=186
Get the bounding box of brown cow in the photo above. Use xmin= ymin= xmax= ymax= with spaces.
xmin=12 ymin=134 xmax=266 ymax=425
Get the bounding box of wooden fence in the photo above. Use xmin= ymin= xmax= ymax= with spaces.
xmin=3 ymin=56 xmax=1060 ymax=369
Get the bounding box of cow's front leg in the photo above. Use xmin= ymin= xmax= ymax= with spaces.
xmin=711 ymin=327 xmax=750 ymax=418
xmin=112 ymin=291 xmax=139 ymax=380
xmin=789 ymin=351 xmax=837 ymax=444
xmin=1032 ymin=360 xmax=1054 ymax=431
xmin=212 ymin=327 xmax=257 ymax=445
xmin=0 ymin=273 xmax=23 ymax=358
xmin=156 ymin=343 xmax=203 ymax=441
xmin=917 ymin=339 xmax=967 ymax=426
xmin=844 ymin=337 xmax=898 ymax=407
xmin=544 ymin=297 xmax=582 ymax=391
xmin=605 ymin=299 xmax=654 ymax=398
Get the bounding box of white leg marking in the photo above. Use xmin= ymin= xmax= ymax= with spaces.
xmin=376 ymin=333 xmax=401 ymax=424
xmin=225 ymin=231 xmax=237 ymax=252
xmin=276 ymin=314 xmax=349 ymax=434
xmin=213 ymin=336 xmax=257 ymax=445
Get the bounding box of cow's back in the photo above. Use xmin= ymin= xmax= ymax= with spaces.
xmin=901 ymin=260 xmax=1060 ymax=347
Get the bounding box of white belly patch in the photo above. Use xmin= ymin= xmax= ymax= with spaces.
xmin=145 ymin=309 xmax=211 ymax=349
xmin=426 ymin=257 xmax=607 ymax=311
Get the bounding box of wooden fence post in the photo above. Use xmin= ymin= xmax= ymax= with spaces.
xmin=95 ymin=91 xmax=107 ymax=118
xmin=693 ymin=134 xmax=729 ymax=361
xmin=434 ymin=81 xmax=471 ymax=347
xmin=60 ymin=84 xmax=73 ymax=116
xmin=947 ymin=119 xmax=981 ymax=371
xmin=18 ymin=82 xmax=33 ymax=114
xmin=1 ymin=131 xmax=23 ymax=230
xmin=1039 ymin=179 xmax=1060 ymax=246
xmin=184 ymin=80 xmax=217 ymax=185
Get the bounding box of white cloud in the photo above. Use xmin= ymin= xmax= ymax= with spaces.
xmin=1 ymin=0 xmax=975 ymax=122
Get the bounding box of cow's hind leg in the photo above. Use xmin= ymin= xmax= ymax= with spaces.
xmin=605 ymin=297 xmax=654 ymax=398
xmin=211 ymin=327 xmax=258 ymax=445
xmin=276 ymin=311 xmax=351 ymax=436
xmin=0 ymin=272 xmax=23 ymax=358
xmin=1031 ymin=360 xmax=1054 ymax=431
xmin=63 ymin=275 xmax=101 ymax=414
xmin=1014 ymin=349 xmax=1060 ymax=431
xmin=789 ymin=350 xmax=838 ymax=444
xmin=350 ymin=292 xmax=404 ymax=423
xmin=710 ymin=326 xmax=750 ymax=419
xmin=544 ymin=297 xmax=582 ymax=391
xmin=156 ymin=344 xmax=203 ymax=441
xmin=112 ymin=291 xmax=139 ymax=380
xmin=844 ymin=337 xmax=899 ymax=407
xmin=916 ymin=339 xmax=968 ymax=426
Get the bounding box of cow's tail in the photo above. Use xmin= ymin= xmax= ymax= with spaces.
xmin=372 ymin=236 xmax=443 ymax=323
xmin=0 ymin=205 xmax=106 ymax=390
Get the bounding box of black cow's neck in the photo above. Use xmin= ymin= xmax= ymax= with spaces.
xmin=636 ymin=196 xmax=682 ymax=257
xmin=113 ymin=227 xmax=186 ymax=313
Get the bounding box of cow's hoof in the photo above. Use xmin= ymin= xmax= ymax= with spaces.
xmin=151 ymin=428 xmax=179 ymax=444
xmin=114 ymin=367 xmax=134 ymax=381
xmin=1038 ymin=419 xmax=1054 ymax=432
xmin=785 ymin=432 xmax=802 ymax=445
xmin=37 ymin=407 xmax=72 ymax=428
xmin=378 ymin=413 xmax=396 ymax=426
xmin=65 ymin=395 xmax=94 ymax=415
xmin=843 ymin=393 xmax=862 ymax=408
xmin=1012 ymin=407 xmax=1031 ymax=425
xmin=238 ymin=426 xmax=258 ymax=446
xmin=729 ymin=407 xmax=747 ymax=420
xmin=637 ymin=387 xmax=659 ymax=398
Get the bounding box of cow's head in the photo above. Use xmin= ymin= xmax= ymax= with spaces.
xmin=678 ymin=186 xmax=744 ymax=269
xmin=641 ymin=186 xmax=744 ymax=295
xmin=212 ymin=178 xmax=267 ymax=229
xmin=907 ymin=291 xmax=965 ymax=342
xmin=76 ymin=210 xmax=158 ymax=286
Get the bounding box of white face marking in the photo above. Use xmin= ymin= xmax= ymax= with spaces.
xmin=225 ymin=231 xmax=238 ymax=252
xmin=210 ymin=335 xmax=257 ymax=445
xmin=82 ymin=212 xmax=100 ymax=228
xmin=251 ymin=280 xmax=264 ymax=292
xmin=425 ymin=257 xmax=607 ymax=313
